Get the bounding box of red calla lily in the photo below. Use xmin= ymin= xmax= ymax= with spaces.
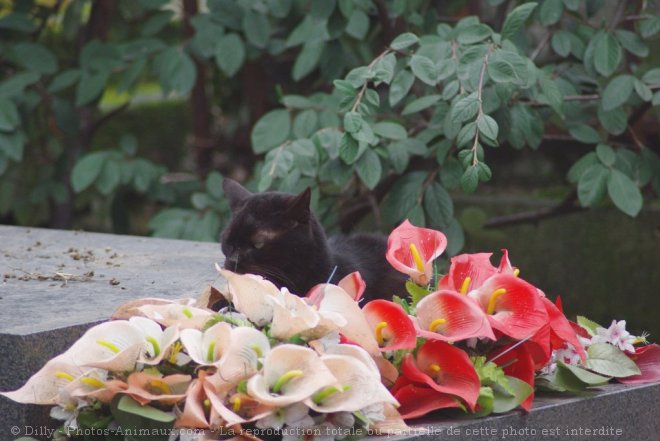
xmin=489 ymin=343 xmax=536 ymax=411
xmin=469 ymin=274 xmax=548 ymax=340
xmin=415 ymin=290 xmax=495 ymax=342
xmin=386 ymin=219 xmax=447 ymax=285
xmin=439 ymin=249 xmax=518 ymax=294
xmin=393 ymin=383 xmax=461 ymax=419
xmin=401 ymin=341 xmax=480 ymax=410
xmin=362 ymin=300 xmax=417 ymax=351
xmin=619 ymin=344 xmax=660 ymax=384
xmin=527 ymin=324 xmax=553 ymax=369
xmin=542 ymin=297 xmax=586 ymax=362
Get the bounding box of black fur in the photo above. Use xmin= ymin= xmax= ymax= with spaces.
xmin=221 ymin=179 xmax=406 ymax=301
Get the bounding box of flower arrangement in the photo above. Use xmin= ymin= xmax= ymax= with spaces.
xmin=3 ymin=220 xmax=658 ymax=441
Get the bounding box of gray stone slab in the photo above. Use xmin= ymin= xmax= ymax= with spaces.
xmin=0 ymin=226 xmax=222 ymax=441
xmin=1 ymin=226 xmax=658 ymax=441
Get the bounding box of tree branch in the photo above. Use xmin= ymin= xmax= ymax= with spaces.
xmin=483 ymin=190 xmax=583 ymax=229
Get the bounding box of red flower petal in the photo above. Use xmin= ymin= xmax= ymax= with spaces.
xmin=386 ymin=219 xmax=447 ymax=285
xmin=445 ymin=253 xmax=497 ymax=293
xmin=338 ymin=272 xmax=366 ymax=302
xmin=470 ymin=275 xmax=548 ymax=340
xmin=401 ymin=341 xmax=480 ymax=410
xmin=619 ymin=344 xmax=660 ymax=384
xmin=393 ymin=384 xmax=461 ymax=419
xmin=527 ymin=324 xmax=553 ymax=369
xmin=542 ymin=297 xmax=586 ymax=362
xmin=415 ymin=290 xmax=495 ymax=342
xmin=362 ymin=300 xmax=417 ymax=351
xmin=490 ymin=344 xmax=535 ymax=411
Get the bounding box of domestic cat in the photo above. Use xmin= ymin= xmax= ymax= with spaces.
xmin=220 ymin=178 xmax=406 ymax=301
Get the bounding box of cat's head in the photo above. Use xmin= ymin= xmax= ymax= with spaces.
xmin=220 ymin=179 xmax=330 ymax=293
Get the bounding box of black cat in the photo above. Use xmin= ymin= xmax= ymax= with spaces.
xmin=220 ymin=179 xmax=406 ymax=301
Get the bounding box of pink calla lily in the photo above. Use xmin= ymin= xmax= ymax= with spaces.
xmin=619 ymin=344 xmax=660 ymax=384
xmin=386 ymin=220 xmax=447 ymax=285
xmin=401 ymin=340 xmax=480 ymax=410
xmin=468 ymin=274 xmax=548 ymax=340
xmin=362 ymin=300 xmax=417 ymax=351
xmin=415 ymin=290 xmax=495 ymax=342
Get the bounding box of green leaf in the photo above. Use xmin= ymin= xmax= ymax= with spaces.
xmin=406 ymin=280 xmax=432 ymax=305
xmin=242 ymin=10 xmax=270 ymax=48
xmin=292 ymin=41 xmax=324 ymax=81
xmin=457 ymin=24 xmax=492 ymax=45
xmin=0 ymin=131 xmax=25 ymax=161
xmin=292 ymin=109 xmax=318 ymax=138
xmin=593 ymin=32 xmax=621 ymax=77
xmin=0 ymin=13 xmax=37 ymax=33
xmin=75 ymin=71 xmax=109 ymax=106
xmin=615 ymin=30 xmax=649 ymax=57
xmin=215 ymin=34 xmax=245 ymax=77
xmin=382 ymin=172 xmax=426 ymax=224
xmin=557 ymin=361 xmax=611 ymax=385
xmin=286 ymin=16 xmax=329 ymax=47
xmin=390 ymin=32 xmax=418 ymax=50
xmin=607 ymin=169 xmax=643 ymax=217
xmin=389 ymin=69 xmax=415 ymax=107
xmin=0 ymin=98 xmax=20 ymax=131
xmin=642 ymin=68 xmax=660 ymax=85
xmin=501 ymin=2 xmax=538 ymax=40
xmin=402 ymin=95 xmax=442 ymax=115
xmin=634 ymin=79 xmax=652 ymax=102
xmin=251 ymin=109 xmax=291 ymax=153
xmin=343 ymin=111 xmax=363 ymax=133
xmin=596 ymin=144 xmax=616 ymax=166
xmin=13 ymin=43 xmax=58 ymax=75
xmin=586 ymin=343 xmax=641 ymax=377
xmin=356 ymin=149 xmax=381 ymax=189
xmin=345 ymin=9 xmax=369 ymax=40
xmin=155 ymin=48 xmax=196 ymax=95
xmin=577 ymin=315 xmax=601 ymax=335
xmin=492 ymin=376 xmax=533 ymax=413
xmin=577 ymin=164 xmax=609 ymax=206
xmin=373 ymin=122 xmax=407 ymax=140
xmin=96 ymin=159 xmax=121 ymax=195
xmin=424 ymin=182 xmax=453 ymax=227
xmin=638 ymin=16 xmax=660 ymax=38
xmin=551 ymin=30 xmax=572 ymax=57
xmin=477 ymin=114 xmax=499 ymax=140
xmin=118 ymin=58 xmax=147 ymax=93
xmin=48 ymin=69 xmax=82 ymax=93
xmin=597 ymin=106 xmax=628 ymax=136
xmin=602 ymin=75 xmax=634 ymax=111
xmin=568 ymin=152 xmax=598 ymax=184
xmin=410 ymin=55 xmax=438 ymax=86
xmin=71 ymin=152 xmax=107 ymax=193
xmin=539 ymin=0 xmax=564 ymax=25
xmin=451 ymin=93 xmax=479 ymax=124
xmin=568 ymin=124 xmax=601 ymax=144
xmin=141 ymin=10 xmax=173 ymax=36
xmin=339 ymin=133 xmax=359 ymax=164
xmin=539 ymin=73 xmax=564 ymax=116
xmin=461 ymin=165 xmax=479 ymax=193
xmin=112 ymin=395 xmax=174 ymax=441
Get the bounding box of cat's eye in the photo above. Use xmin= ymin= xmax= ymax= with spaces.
xmin=253 ymin=241 xmax=265 ymax=249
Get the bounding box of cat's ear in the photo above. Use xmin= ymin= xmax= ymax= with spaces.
xmin=223 ymin=178 xmax=252 ymax=211
xmin=286 ymin=187 xmax=311 ymax=222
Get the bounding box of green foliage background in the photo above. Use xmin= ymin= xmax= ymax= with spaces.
xmin=0 ymin=0 xmax=658 ymax=249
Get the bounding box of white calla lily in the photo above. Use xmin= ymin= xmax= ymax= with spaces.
xmin=247 ymin=344 xmax=337 ymax=407
xmin=180 ymin=322 xmax=232 ymax=366
xmin=63 ymin=320 xmax=144 ymax=372
xmin=137 ymin=303 xmax=213 ymax=330
xmin=217 ymin=326 xmax=270 ymax=383
xmin=128 ymin=316 xmax=180 ymax=365
xmin=217 ymin=267 xmax=281 ymax=326
xmin=270 ymin=288 xmax=322 ymax=339
xmin=0 ymin=355 xmax=86 ymax=404
xmin=305 ymin=354 xmax=398 ymax=413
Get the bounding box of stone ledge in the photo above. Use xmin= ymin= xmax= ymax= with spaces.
xmin=1 ymin=226 xmax=658 ymax=441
